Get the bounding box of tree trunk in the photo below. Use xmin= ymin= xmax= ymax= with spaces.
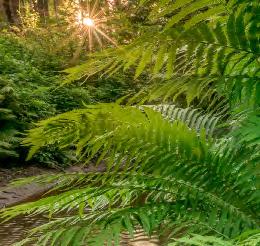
xmin=53 ymin=0 xmax=62 ymax=18
xmin=37 ymin=0 xmax=49 ymax=18
xmin=3 ymin=0 xmax=19 ymax=23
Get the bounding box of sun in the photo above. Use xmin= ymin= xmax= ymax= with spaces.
xmin=74 ymin=0 xmax=117 ymax=51
xmin=83 ymin=17 xmax=95 ymax=27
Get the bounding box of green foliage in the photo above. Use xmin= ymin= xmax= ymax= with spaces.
xmin=2 ymin=103 xmax=259 ymax=245
xmin=231 ymin=111 xmax=260 ymax=146
xmin=147 ymin=0 xmax=228 ymax=30
xmin=0 ymin=33 xmax=139 ymax=166
xmin=1 ymin=0 xmax=259 ymax=245
xmin=0 ymin=35 xmax=56 ymax=162
xmin=170 ymin=230 xmax=260 ymax=245
xmin=147 ymin=104 xmax=221 ymax=136
xmin=65 ymin=1 xmax=259 ymax=109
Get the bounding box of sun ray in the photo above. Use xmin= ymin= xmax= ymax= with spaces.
xmin=95 ymin=17 xmax=107 ymax=25
xmin=91 ymin=0 xmax=99 ymax=17
xmin=73 ymin=0 xmax=117 ymax=51
xmin=87 ymin=0 xmax=90 ymax=16
xmin=88 ymin=27 xmax=93 ymax=51
xmin=71 ymin=28 xmax=89 ymax=64
xmin=95 ymin=27 xmax=117 ymax=47
xmin=93 ymin=29 xmax=103 ymax=48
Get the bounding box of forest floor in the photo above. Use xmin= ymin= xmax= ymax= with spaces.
xmin=0 ymin=166 xmax=54 ymax=208
xmin=0 ymin=166 xmax=53 ymax=245
xmin=0 ymin=166 xmax=50 ymax=187
xmin=0 ymin=162 xmax=107 ymax=208
xmin=0 ymin=165 xmax=159 ymax=246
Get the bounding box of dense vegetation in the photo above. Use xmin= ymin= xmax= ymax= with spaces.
xmin=0 ymin=3 xmax=137 ymax=166
xmin=0 ymin=0 xmax=259 ymax=245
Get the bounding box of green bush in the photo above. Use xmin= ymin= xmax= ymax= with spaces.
xmin=0 ymin=35 xmax=56 ymax=163
xmin=0 ymin=33 xmax=137 ymax=166
xmin=0 ymin=34 xmax=81 ymax=166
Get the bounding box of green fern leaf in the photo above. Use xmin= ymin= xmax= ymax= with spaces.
xmin=135 ymin=46 xmax=153 ymax=79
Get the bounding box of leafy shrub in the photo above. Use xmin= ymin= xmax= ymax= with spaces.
xmin=0 ymin=34 xmax=85 ymax=166
xmin=0 ymin=35 xmax=56 ymax=164
xmin=0 ymin=33 xmax=137 ymax=166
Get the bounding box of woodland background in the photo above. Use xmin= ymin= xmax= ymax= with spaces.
xmin=0 ymin=0 xmax=138 ymax=167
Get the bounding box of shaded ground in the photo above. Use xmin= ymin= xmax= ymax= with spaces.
xmin=0 ymin=166 xmax=55 ymax=209
xmin=0 ymin=166 xmax=51 ymax=187
xmin=0 ymin=163 xmax=107 ymax=208
xmin=0 ymin=166 xmax=52 ymax=245
xmin=0 ymin=166 xmax=159 ymax=245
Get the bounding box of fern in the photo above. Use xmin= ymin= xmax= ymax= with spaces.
xmin=231 ymin=111 xmax=260 ymax=146
xmin=2 ymin=103 xmax=259 ymax=245
xmin=0 ymin=80 xmax=19 ymax=158
xmin=144 ymin=104 xmax=221 ymax=136
xmin=63 ymin=1 xmax=259 ymax=109
xmin=170 ymin=230 xmax=260 ymax=245
xmin=143 ymin=0 xmax=228 ymax=27
xmin=1 ymin=1 xmax=259 ymax=245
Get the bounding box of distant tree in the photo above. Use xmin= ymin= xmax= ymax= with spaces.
xmin=36 ymin=0 xmax=49 ymax=18
xmin=1 ymin=0 xmax=51 ymax=24
xmin=3 ymin=0 xmax=19 ymax=23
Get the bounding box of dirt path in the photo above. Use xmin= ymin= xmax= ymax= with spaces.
xmin=0 ymin=163 xmax=107 ymax=208
xmin=0 ymin=166 xmax=160 ymax=245
xmin=0 ymin=166 xmax=55 ymax=208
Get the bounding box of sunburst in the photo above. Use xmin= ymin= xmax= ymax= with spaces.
xmin=75 ymin=0 xmax=117 ymax=51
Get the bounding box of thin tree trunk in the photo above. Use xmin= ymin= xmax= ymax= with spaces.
xmin=53 ymin=0 xmax=62 ymax=18
xmin=3 ymin=0 xmax=12 ymax=22
xmin=3 ymin=0 xmax=19 ymax=23
xmin=37 ymin=0 xmax=49 ymax=18
xmin=53 ymin=0 xmax=57 ymax=18
xmin=10 ymin=0 xmax=19 ymax=22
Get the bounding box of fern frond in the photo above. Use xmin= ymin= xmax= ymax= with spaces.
xmin=23 ymin=104 xmax=210 ymax=161
xmin=161 ymin=0 xmax=227 ymax=31
xmin=231 ymin=111 xmax=260 ymax=146
xmin=171 ymin=234 xmax=233 ymax=246
xmin=1 ymin=101 xmax=258 ymax=245
xmin=62 ymin=2 xmax=259 ymax=109
xmin=1 ymin=1 xmax=259 ymax=245
xmin=2 ymin=166 xmax=259 ymax=245
xmin=144 ymin=104 xmax=221 ymax=136
xmin=170 ymin=230 xmax=260 ymax=246
xmin=19 ymin=106 xmax=258 ymax=210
